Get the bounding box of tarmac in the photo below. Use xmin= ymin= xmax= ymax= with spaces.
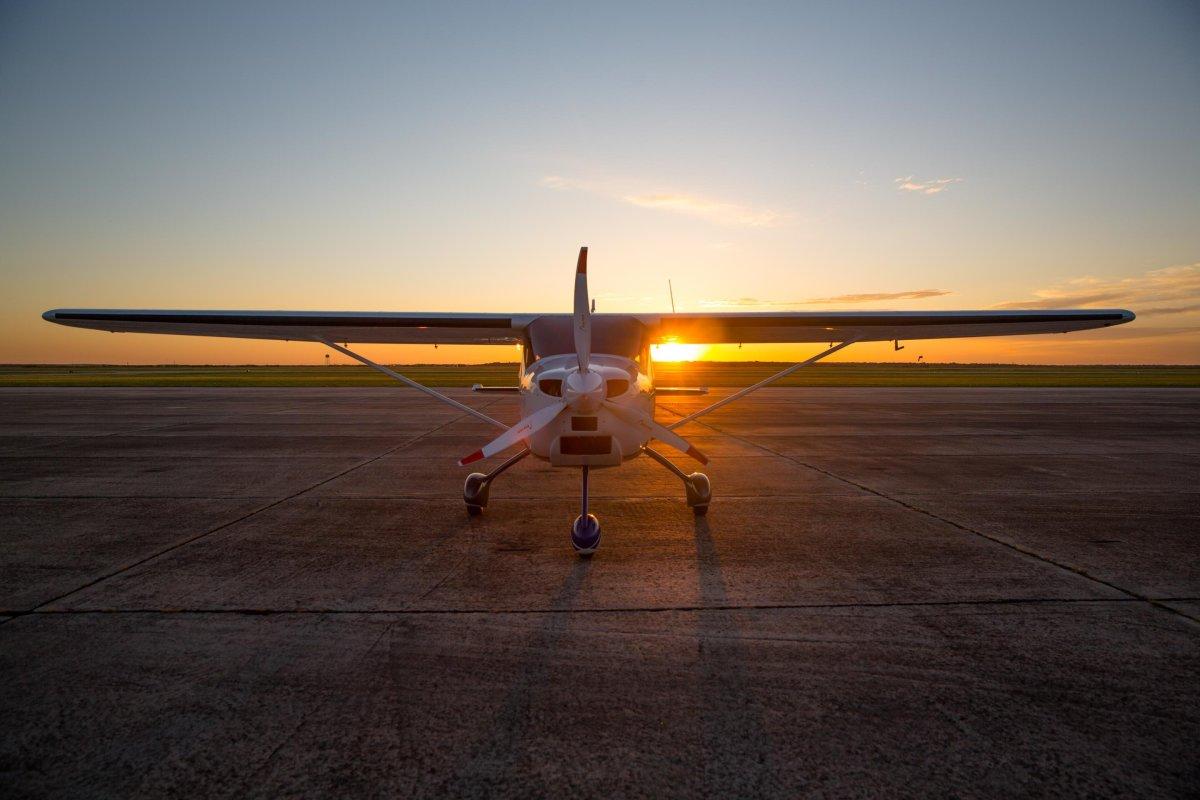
xmin=0 ymin=386 xmax=1197 ymax=798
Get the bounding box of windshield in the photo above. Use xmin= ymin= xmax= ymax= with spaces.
xmin=526 ymin=316 xmax=645 ymax=361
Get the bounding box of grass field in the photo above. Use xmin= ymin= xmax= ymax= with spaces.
xmin=2 ymin=363 xmax=1198 ymax=387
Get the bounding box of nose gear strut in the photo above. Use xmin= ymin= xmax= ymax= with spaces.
xmin=571 ymin=466 xmax=601 ymax=554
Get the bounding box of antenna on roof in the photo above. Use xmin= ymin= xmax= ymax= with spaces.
xmin=668 ymin=280 xmax=676 ymax=314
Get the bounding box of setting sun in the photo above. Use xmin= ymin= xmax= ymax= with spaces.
xmin=651 ymin=342 xmax=707 ymax=362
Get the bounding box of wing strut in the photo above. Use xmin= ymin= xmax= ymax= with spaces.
xmin=667 ymin=338 xmax=859 ymax=430
xmin=316 ymin=338 xmax=509 ymax=430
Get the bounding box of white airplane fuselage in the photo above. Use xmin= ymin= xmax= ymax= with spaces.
xmin=519 ymin=352 xmax=655 ymax=467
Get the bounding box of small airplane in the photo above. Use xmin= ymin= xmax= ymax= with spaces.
xmin=44 ymin=247 xmax=1134 ymax=554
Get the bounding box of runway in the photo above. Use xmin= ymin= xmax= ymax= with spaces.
xmin=1 ymin=387 xmax=1197 ymax=798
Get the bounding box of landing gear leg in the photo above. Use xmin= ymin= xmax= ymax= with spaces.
xmin=571 ymin=465 xmax=601 ymax=555
xmin=464 ymin=448 xmax=530 ymax=516
xmin=644 ymin=446 xmax=711 ymax=515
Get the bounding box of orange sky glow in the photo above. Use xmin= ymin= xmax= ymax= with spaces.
xmin=1 ymin=4 xmax=1196 ymax=365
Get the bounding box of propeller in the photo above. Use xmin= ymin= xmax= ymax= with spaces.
xmin=573 ymin=246 xmax=590 ymax=373
xmin=458 ymin=245 xmax=707 ymax=466
xmin=458 ymin=400 xmax=566 ymax=465
xmin=461 ymin=397 xmax=707 ymax=467
xmin=602 ymin=400 xmax=708 ymax=464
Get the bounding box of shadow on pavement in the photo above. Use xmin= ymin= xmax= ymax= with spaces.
xmin=441 ymin=558 xmax=592 ymax=795
xmin=695 ymin=515 xmax=779 ymax=795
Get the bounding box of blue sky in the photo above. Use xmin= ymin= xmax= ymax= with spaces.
xmin=1 ymin=0 xmax=1197 ymax=363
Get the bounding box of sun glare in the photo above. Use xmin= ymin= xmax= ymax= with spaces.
xmin=652 ymin=342 xmax=707 ymax=362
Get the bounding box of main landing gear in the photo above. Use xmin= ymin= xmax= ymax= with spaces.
xmin=644 ymin=446 xmax=712 ymax=515
xmin=464 ymin=449 xmax=709 ymax=557
xmin=463 ymin=448 xmax=530 ymax=516
xmin=464 ymin=455 xmax=602 ymax=556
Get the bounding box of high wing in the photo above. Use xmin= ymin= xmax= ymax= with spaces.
xmin=41 ymin=309 xmax=531 ymax=345
xmin=43 ymin=308 xmax=1135 ymax=346
xmin=635 ymin=309 xmax=1135 ymax=344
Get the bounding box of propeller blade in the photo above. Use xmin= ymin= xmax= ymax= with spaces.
xmin=458 ymin=401 xmax=567 ymax=465
xmin=602 ymin=401 xmax=708 ymax=464
xmin=573 ymin=246 xmax=590 ymax=373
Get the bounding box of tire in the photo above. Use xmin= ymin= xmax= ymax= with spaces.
xmin=463 ymin=473 xmax=490 ymax=510
xmin=686 ymin=472 xmax=712 ymax=509
xmin=571 ymin=513 xmax=601 ymax=555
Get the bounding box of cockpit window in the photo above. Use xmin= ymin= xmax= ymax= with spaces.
xmin=527 ymin=316 xmax=646 ymax=362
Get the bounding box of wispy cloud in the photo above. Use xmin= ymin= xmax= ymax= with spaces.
xmin=1140 ymin=304 xmax=1200 ymax=316
xmin=993 ymin=291 xmax=1128 ymax=309
xmin=996 ymin=263 xmax=1200 ymax=315
xmin=1040 ymin=325 xmax=1200 ymax=341
xmin=539 ymin=175 xmax=578 ymax=191
xmin=799 ymin=289 xmax=951 ymax=304
xmin=895 ymin=175 xmax=963 ymax=195
xmin=699 ymin=289 xmax=951 ymax=309
xmin=698 ymin=298 xmax=788 ymax=308
xmin=540 ymin=174 xmax=786 ymax=228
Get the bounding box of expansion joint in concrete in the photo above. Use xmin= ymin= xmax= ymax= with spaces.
xmin=654 ymin=401 xmax=1200 ymax=628
xmin=0 ymin=399 xmax=504 ymax=627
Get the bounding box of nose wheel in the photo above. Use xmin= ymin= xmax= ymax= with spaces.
xmin=571 ymin=466 xmax=602 ymax=555
xmin=571 ymin=513 xmax=601 ymax=554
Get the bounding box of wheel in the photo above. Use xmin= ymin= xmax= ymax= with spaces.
xmin=571 ymin=513 xmax=602 ymax=555
xmin=463 ymin=472 xmax=490 ymax=513
xmin=685 ymin=472 xmax=711 ymax=509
